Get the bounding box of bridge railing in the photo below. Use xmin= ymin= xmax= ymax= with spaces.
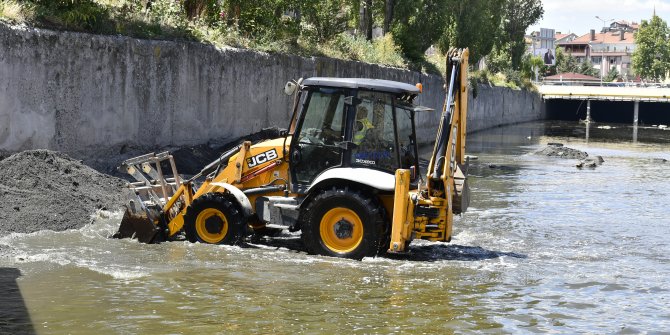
xmin=538 ymin=80 xmax=670 ymax=88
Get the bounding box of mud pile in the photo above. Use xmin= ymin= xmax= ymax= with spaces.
xmin=534 ymin=143 xmax=589 ymax=160
xmin=0 ymin=150 xmax=127 ymax=235
xmin=168 ymin=127 xmax=286 ymax=175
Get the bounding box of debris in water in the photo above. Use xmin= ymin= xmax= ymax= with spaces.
xmin=534 ymin=143 xmax=589 ymax=160
xmin=576 ymin=156 xmax=604 ymax=169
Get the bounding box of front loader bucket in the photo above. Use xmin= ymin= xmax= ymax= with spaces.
xmin=112 ymin=208 xmax=161 ymax=243
xmin=113 ymin=151 xmax=181 ymax=244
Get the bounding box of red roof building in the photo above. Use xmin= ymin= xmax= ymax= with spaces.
xmin=557 ymin=29 xmax=636 ymax=80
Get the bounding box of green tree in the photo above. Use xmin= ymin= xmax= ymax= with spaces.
xmin=486 ymin=43 xmax=512 ymax=73
xmin=223 ymin=0 xmax=300 ymax=39
xmin=604 ymin=67 xmax=620 ymax=82
xmin=632 ymin=15 xmax=670 ymax=81
xmin=528 ymin=54 xmax=544 ymax=80
xmin=30 ymin=0 xmax=110 ymax=31
xmin=438 ymin=0 xmax=504 ymax=65
xmin=301 ymin=0 xmax=352 ymax=42
xmin=578 ymin=59 xmax=598 ymax=77
xmin=499 ymin=0 xmax=543 ymax=70
xmin=556 ymin=51 xmax=578 ymax=74
xmin=391 ymin=0 xmax=448 ymax=61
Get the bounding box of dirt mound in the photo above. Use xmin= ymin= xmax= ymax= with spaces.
xmin=0 ymin=150 xmax=127 ymax=235
xmin=164 ymin=127 xmax=287 ymax=176
xmin=534 ymin=143 xmax=589 ymax=160
xmin=80 ymin=127 xmax=287 ymax=179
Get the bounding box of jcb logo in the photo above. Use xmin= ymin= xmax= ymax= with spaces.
xmin=247 ymin=149 xmax=278 ymax=168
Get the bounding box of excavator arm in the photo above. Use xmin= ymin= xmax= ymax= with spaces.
xmin=389 ymin=48 xmax=470 ymax=253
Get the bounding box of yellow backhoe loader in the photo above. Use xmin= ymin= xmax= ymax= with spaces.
xmin=114 ymin=48 xmax=471 ymax=259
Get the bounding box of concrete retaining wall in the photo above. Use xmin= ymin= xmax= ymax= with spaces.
xmin=468 ymin=85 xmax=545 ymax=133
xmin=0 ymin=23 xmax=544 ymax=159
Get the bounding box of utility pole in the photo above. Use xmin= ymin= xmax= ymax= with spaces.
xmin=595 ymin=16 xmax=614 ymax=85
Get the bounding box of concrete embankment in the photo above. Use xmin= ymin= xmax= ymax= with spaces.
xmin=0 ymin=23 xmax=545 ymax=160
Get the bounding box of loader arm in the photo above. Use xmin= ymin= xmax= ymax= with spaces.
xmin=389 ymin=48 xmax=470 ymax=253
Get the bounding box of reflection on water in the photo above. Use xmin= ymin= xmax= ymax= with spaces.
xmin=1 ymin=121 xmax=669 ymax=334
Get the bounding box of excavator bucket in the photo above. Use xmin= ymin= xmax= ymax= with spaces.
xmin=113 ymin=194 xmax=162 ymax=243
xmin=112 ymin=152 xmax=181 ymax=243
xmin=114 ymin=209 xmax=160 ymax=243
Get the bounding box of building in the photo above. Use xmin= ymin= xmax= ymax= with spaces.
xmin=602 ymin=20 xmax=639 ymax=33
xmin=557 ymin=29 xmax=636 ymax=80
xmin=555 ymin=33 xmax=578 ymax=44
xmin=528 ymin=28 xmax=557 ymax=65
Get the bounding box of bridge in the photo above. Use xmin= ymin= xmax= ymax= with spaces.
xmin=538 ymin=83 xmax=670 ymax=126
xmin=539 ymin=84 xmax=670 ymax=102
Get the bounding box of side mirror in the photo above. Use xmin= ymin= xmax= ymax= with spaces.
xmin=284 ymin=81 xmax=297 ymax=96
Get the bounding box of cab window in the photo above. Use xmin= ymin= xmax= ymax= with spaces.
xmin=351 ymin=91 xmax=395 ymax=171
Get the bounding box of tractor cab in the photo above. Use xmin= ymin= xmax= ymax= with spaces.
xmin=287 ymin=78 xmax=429 ymax=193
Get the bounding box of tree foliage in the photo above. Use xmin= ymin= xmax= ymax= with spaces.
xmin=498 ymin=0 xmax=543 ymax=70
xmin=301 ymin=0 xmax=352 ymax=42
xmin=390 ymin=0 xmax=448 ymax=62
xmin=553 ymin=47 xmax=599 ymax=78
xmin=438 ymin=0 xmax=504 ymax=65
xmin=632 ymin=15 xmax=670 ymax=81
xmin=15 ymin=0 xmax=545 ymax=74
xmin=183 ymin=0 xmax=540 ymax=68
xmin=604 ymin=67 xmax=620 ymax=82
xmin=578 ymin=59 xmax=598 ymax=77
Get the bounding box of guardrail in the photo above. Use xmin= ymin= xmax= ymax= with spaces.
xmin=538 ymin=84 xmax=670 ymax=102
xmin=538 ymin=80 xmax=670 ymax=88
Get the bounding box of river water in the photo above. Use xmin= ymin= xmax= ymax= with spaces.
xmin=1 ymin=121 xmax=669 ymax=334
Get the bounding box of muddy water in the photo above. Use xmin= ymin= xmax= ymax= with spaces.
xmin=1 ymin=121 xmax=670 ymax=334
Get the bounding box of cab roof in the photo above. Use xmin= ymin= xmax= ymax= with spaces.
xmin=302 ymin=77 xmax=420 ymax=95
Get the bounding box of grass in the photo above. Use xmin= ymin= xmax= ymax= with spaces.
xmin=311 ymin=33 xmax=406 ymax=68
xmin=470 ymin=69 xmax=537 ymax=92
xmin=0 ymin=0 xmax=416 ymax=72
xmin=0 ymin=0 xmax=32 ymax=22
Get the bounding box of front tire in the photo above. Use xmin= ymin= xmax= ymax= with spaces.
xmin=301 ymin=187 xmax=387 ymax=259
xmin=184 ymin=193 xmax=245 ymax=245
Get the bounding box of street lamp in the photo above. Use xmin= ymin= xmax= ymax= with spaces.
xmin=588 ymin=41 xmax=604 ymax=85
xmin=589 ymin=42 xmax=604 ymax=85
xmin=595 ymin=16 xmax=614 ymax=31
xmin=595 ymin=16 xmax=613 ymax=85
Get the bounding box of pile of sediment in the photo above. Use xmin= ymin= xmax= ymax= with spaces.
xmin=0 ymin=150 xmax=127 ymax=235
xmin=534 ymin=143 xmax=589 ymax=160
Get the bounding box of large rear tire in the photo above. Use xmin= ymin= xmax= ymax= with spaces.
xmin=301 ymin=187 xmax=387 ymax=259
xmin=184 ymin=193 xmax=245 ymax=245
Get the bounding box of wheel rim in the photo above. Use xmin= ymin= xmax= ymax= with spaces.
xmin=195 ymin=208 xmax=229 ymax=244
xmin=319 ymin=207 xmax=363 ymax=253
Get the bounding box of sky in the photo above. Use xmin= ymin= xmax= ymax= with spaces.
xmin=528 ymin=0 xmax=670 ymax=36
